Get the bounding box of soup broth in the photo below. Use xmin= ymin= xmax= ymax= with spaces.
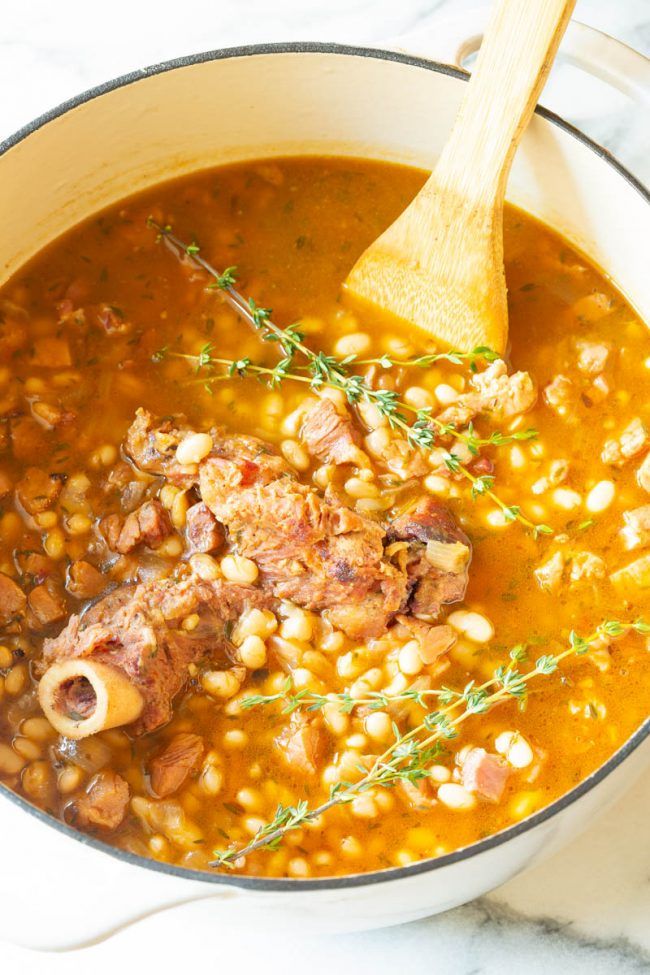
xmin=0 ymin=157 xmax=648 ymax=878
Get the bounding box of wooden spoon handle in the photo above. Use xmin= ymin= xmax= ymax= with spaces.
xmin=435 ymin=0 xmax=576 ymax=201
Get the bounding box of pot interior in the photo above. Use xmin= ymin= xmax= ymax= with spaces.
xmin=1 ymin=46 xmax=648 ymax=326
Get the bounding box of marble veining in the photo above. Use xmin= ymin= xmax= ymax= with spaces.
xmin=0 ymin=0 xmax=649 ymax=971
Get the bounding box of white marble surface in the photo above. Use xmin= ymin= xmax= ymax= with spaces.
xmin=1 ymin=1 xmax=649 ymax=973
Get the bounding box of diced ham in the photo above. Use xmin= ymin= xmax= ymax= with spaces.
xmin=66 ymin=560 xmax=107 ymax=600
xmin=637 ymin=454 xmax=650 ymax=493
xmin=185 ymin=502 xmax=223 ymax=554
xmin=461 ymin=747 xmax=510 ymax=802
xmin=534 ymin=551 xmax=566 ymax=593
xmin=101 ymin=499 xmax=172 ymax=554
xmin=15 ymin=549 xmax=56 ymax=585
xmin=569 ymin=551 xmax=606 ymax=583
xmin=621 ymin=505 xmax=650 ymax=550
xmin=398 ymin=777 xmax=437 ymax=810
xmin=149 ymin=733 xmax=204 ymax=797
xmin=27 ymin=579 xmax=67 ymax=629
xmin=575 ymin=339 xmax=610 ymax=376
xmin=543 ymin=374 xmax=575 ymax=416
xmin=275 ymin=713 xmax=326 ymax=776
xmin=301 ymin=398 xmax=364 ymax=466
xmin=471 ymin=360 xmax=537 ymax=419
xmin=74 ymin=770 xmax=130 ymax=830
xmin=373 ymin=435 xmax=430 ymax=480
xmin=437 ymin=360 xmax=536 ymax=427
xmin=15 ymin=467 xmax=66 ymax=515
xmin=602 ymin=418 xmax=649 ymax=467
xmin=0 ymin=573 xmax=26 ymax=626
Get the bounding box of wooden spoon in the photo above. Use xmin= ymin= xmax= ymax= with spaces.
xmin=345 ymin=0 xmax=576 ymax=354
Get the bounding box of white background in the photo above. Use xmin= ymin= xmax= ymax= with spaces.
xmin=1 ymin=2 xmax=649 ymax=973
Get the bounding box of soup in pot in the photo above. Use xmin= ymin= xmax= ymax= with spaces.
xmin=0 ymin=157 xmax=649 ymax=878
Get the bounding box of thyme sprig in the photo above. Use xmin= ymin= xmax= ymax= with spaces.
xmin=148 ymin=219 xmax=550 ymax=537
xmin=159 ymin=342 xmax=538 ymax=457
xmin=211 ymin=619 xmax=648 ymax=866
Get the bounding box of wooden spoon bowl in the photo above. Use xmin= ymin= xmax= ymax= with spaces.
xmin=345 ymin=0 xmax=576 ymax=354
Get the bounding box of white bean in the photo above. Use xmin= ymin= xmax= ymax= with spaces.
xmin=220 ymin=555 xmax=259 ymax=584
xmin=447 ymin=610 xmax=494 ymax=644
xmin=334 ymin=332 xmax=371 ymax=357
xmin=434 ymin=384 xmax=459 ymax=406
xmin=586 ymin=480 xmax=615 ymax=513
xmin=437 ymin=783 xmax=476 ymax=810
xmin=552 ymin=488 xmax=582 ymax=510
xmin=175 ymin=432 xmax=212 ymax=466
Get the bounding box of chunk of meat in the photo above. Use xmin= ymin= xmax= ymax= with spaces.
xmin=395 ymin=616 xmax=456 ymax=663
xmin=387 ymin=498 xmax=470 ymax=617
xmin=621 ymin=505 xmax=650 ymax=550
xmin=124 ymin=408 xmax=202 ymax=488
xmin=101 ymin=499 xmax=172 ymax=554
xmin=543 ymin=374 xmax=575 ymax=416
xmin=569 ymin=551 xmax=606 ymax=583
xmin=104 ymin=462 xmax=150 ymax=512
xmin=471 ymin=361 xmax=537 ymax=419
xmin=275 ymin=713 xmax=326 ymax=776
xmin=534 ymin=550 xmax=566 ymax=594
xmin=149 ymin=733 xmax=204 ymax=797
xmin=42 ymin=575 xmax=271 ymax=734
xmin=461 ymin=747 xmax=510 ymax=802
xmin=398 ymin=777 xmax=437 ymax=810
xmin=437 ymin=360 xmax=536 ymax=427
xmin=371 ymin=434 xmax=430 ymax=480
xmin=74 ymin=770 xmax=129 ymax=830
xmin=197 ymin=428 xmax=406 ymax=638
xmin=27 ymin=579 xmax=67 ymax=629
xmin=610 ymin=554 xmax=650 ymax=592
xmin=66 ymin=560 xmax=107 ymax=600
xmin=602 ymin=418 xmax=649 ymax=467
xmin=637 ymin=454 xmax=650 ymax=493
xmin=531 ymin=459 xmax=569 ymax=496
xmin=15 ymin=548 xmax=56 ymax=585
xmin=575 ymin=339 xmax=610 ymax=376
xmin=185 ymin=501 xmax=223 ymax=553
xmin=15 ymin=467 xmax=65 ymax=515
xmin=300 ymin=398 xmax=364 ymax=466
xmin=0 ymin=573 xmax=26 ymax=625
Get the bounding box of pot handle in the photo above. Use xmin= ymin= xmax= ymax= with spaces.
xmin=390 ymin=9 xmax=650 ymax=183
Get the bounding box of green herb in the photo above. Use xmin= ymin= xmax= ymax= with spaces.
xmin=210 ymin=619 xmax=647 ymax=866
xmin=147 ymin=219 xmax=551 ymax=537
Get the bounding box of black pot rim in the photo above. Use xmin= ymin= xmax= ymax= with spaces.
xmin=1 ymin=40 xmax=648 ymax=894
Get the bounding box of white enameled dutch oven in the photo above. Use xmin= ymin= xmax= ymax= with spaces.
xmin=0 ymin=17 xmax=649 ymax=951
